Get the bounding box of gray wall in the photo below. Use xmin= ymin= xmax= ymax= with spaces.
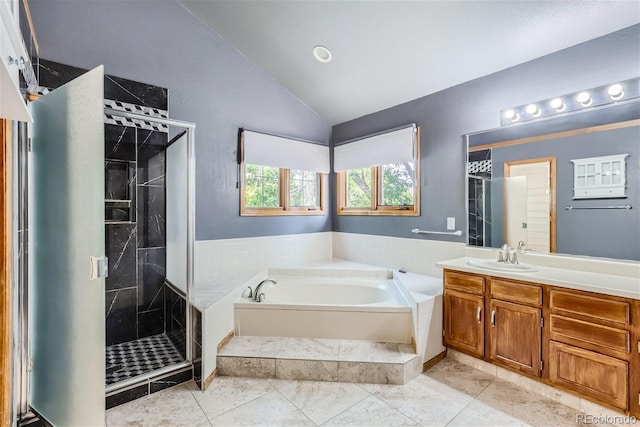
xmin=28 ymin=2 xmax=640 ymax=245
xmin=28 ymin=0 xmax=332 ymax=240
xmin=490 ymin=125 xmax=639 ymax=260
xmin=331 ymin=25 xmax=640 ymax=244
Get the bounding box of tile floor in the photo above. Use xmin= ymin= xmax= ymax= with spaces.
xmin=105 ymin=357 xmax=599 ymax=426
xmin=106 ymin=334 xmax=184 ymax=385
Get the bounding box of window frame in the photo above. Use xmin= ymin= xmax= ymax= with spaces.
xmin=336 ymin=128 xmax=420 ymax=216
xmin=240 ymin=164 xmax=326 ymax=216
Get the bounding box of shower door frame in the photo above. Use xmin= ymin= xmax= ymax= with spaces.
xmin=103 ymin=108 xmax=197 ymax=392
xmin=16 ymin=108 xmax=197 ymax=418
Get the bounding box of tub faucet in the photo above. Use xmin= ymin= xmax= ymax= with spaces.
xmin=254 ymin=279 xmax=276 ymax=302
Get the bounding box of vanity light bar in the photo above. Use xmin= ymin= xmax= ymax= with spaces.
xmin=500 ymin=77 xmax=640 ymax=126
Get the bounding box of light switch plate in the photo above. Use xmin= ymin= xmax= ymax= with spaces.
xmin=447 ymin=217 xmax=455 ymax=230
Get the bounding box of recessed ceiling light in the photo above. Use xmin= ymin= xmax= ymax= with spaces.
xmin=312 ymin=45 xmax=332 ymax=63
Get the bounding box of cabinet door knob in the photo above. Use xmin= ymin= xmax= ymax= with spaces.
xmin=491 ymin=310 xmax=496 ymax=327
xmin=477 ymin=307 xmax=482 ymax=322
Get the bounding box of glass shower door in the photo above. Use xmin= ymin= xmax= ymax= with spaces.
xmin=29 ymin=66 xmax=106 ymax=425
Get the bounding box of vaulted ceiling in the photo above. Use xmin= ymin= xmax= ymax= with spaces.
xmin=181 ymin=1 xmax=640 ymax=125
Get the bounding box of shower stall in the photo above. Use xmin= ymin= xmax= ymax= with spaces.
xmin=16 ymin=60 xmax=197 ymax=425
xmin=467 ymin=148 xmax=492 ymax=248
xmin=468 ymin=175 xmax=491 ymax=247
xmin=102 ymin=109 xmax=195 ymax=393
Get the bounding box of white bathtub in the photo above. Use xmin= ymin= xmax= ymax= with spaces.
xmin=234 ymin=274 xmax=414 ymax=343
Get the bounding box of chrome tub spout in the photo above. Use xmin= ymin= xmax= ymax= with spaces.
xmin=254 ymin=279 xmax=277 ymax=302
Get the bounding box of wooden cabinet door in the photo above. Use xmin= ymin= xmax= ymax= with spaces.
xmin=444 ymin=290 xmax=484 ymax=357
xmin=489 ymin=299 xmax=542 ymax=376
xmin=549 ymin=341 xmax=628 ymax=410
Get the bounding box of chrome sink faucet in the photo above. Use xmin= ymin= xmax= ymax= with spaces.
xmin=253 ymin=278 xmax=277 ymax=302
xmin=497 ymin=244 xmax=509 ymax=262
xmin=497 ymin=243 xmax=519 ymax=264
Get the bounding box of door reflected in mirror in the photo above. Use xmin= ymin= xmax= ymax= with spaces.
xmin=503 ymin=157 xmax=555 ymax=253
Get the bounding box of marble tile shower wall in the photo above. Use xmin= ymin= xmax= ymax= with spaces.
xmin=37 ymin=59 xmax=177 ymax=346
xmin=166 ymin=285 xmax=187 ymax=359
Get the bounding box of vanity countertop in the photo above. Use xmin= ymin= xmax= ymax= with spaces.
xmin=437 ymin=257 xmax=640 ymax=300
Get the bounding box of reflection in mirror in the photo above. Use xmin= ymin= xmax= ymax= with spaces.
xmin=466 ymin=102 xmax=639 ymax=261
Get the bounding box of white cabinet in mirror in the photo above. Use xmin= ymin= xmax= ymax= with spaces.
xmin=571 ymin=154 xmax=627 ymax=199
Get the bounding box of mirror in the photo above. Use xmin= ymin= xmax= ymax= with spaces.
xmin=466 ymin=102 xmax=639 ymax=261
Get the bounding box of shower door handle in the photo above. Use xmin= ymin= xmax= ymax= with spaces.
xmin=90 ymin=256 xmax=109 ymax=280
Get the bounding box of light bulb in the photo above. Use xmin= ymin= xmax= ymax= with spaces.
xmin=550 ymin=98 xmax=566 ymax=112
xmin=608 ymin=83 xmax=624 ymax=100
xmin=577 ymin=92 xmax=592 ymax=107
xmin=525 ymin=104 xmax=541 ymax=117
xmin=504 ymin=109 xmax=519 ymax=122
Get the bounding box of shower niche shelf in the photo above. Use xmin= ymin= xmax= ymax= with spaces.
xmin=105 ymin=159 xmax=136 ymax=223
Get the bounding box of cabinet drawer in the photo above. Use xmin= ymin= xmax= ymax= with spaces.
xmin=550 ymin=290 xmax=630 ymax=326
xmin=549 ymin=341 xmax=628 ymax=410
xmin=550 ymin=315 xmax=630 ymax=355
xmin=444 ymin=270 xmax=484 ymax=295
xmin=490 ymin=279 xmax=542 ymax=306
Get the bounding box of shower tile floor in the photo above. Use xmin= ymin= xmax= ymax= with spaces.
xmin=105 ymin=357 xmax=616 ymax=426
xmin=106 ymin=333 xmax=184 ymax=385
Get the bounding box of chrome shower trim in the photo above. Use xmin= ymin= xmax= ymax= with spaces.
xmin=103 ymin=108 xmax=196 ymax=129
xmin=105 ymin=361 xmax=192 ymax=394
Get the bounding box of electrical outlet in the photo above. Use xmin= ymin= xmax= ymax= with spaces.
xmin=447 ymin=217 xmax=455 ymax=230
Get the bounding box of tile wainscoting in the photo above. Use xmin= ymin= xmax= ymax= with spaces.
xmin=195 ymin=232 xmax=466 ymax=284
xmin=195 ymin=232 xmax=333 ymax=282
xmin=332 ymin=232 xmax=466 ymax=277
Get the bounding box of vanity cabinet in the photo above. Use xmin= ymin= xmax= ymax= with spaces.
xmin=488 ymin=279 xmax=542 ymax=376
xmin=548 ymin=289 xmax=631 ymax=409
xmin=442 ymin=268 xmax=640 ymax=416
xmin=489 ymin=299 xmax=541 ymax=376
xmin=443 ymin=271 xmax=485 ymax=357
xmin=444 ymin=272 xmax=543 ymax=375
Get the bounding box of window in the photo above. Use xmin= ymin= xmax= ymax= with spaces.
xmin=244 ymin=164 xmax=281 ymax=208
xmin=289 ymin=169 xmax=320 ymax=208
xmin=239 ymin=129 xmax=329 ymax=216
xmin=241 ymin=165 xmax=325 ymax=215
xmin=336 ymin=126 xmax=420 ymax=216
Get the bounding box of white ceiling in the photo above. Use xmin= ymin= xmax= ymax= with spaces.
xmin=180 ymin=1 xmax=640 ymax=125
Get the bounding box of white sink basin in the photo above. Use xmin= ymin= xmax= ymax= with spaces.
xmin=466 ymin=259 xmax=539 ymax=273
